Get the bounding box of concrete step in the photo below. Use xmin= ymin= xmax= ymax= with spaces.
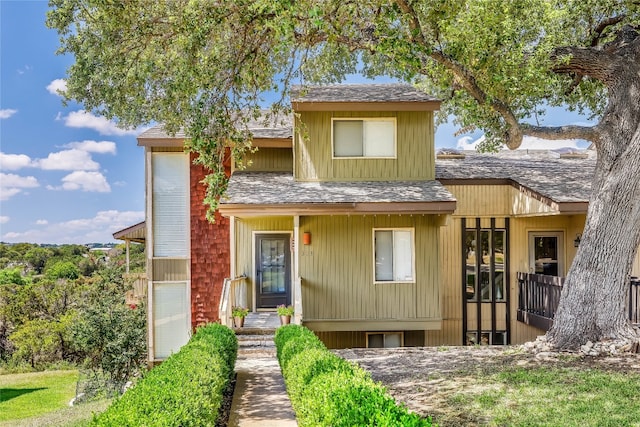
xmin=237 ymin=334 xmax=275 ymax=347
xmin=238 ymin=347 xmax=278 ymax=357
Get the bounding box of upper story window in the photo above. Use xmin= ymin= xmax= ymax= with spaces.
xmin=374 ymin=228 xmax=415 ymax=283
xmin=332 ymin=118 xmax=396 ymax=158
xmin=152 ymin=152 xmax=189 ymax=257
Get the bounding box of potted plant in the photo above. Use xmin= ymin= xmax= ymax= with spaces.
xmin=232 ymin=306 xmax=249 ymax=328
xmin=277 ymin=304 xmax=294 ymax=325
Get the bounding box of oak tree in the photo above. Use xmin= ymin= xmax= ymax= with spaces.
xmin=47 ymin=0 xmax=640 ymax=349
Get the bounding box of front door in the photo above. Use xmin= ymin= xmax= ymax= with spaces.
xmin=255 ymin=234 xmax=291 ymax=308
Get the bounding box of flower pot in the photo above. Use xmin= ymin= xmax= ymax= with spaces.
xmin=279 ymin=315 xmax=291 ymax=325
xmin=233 ymin=316 xmax=245 ymax=328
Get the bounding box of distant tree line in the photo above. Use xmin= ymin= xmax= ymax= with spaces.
xmin=0 ymin=243 xmax=147 ymax=391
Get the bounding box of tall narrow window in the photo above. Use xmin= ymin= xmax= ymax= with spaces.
xmin=152 ymin=153 xmax=189 ymax=257
xmin=374 ymin=229 xmax=414 ymax=282
xmin=333 ymin=118 xmax=395 ymax=158
xmin=153 ymin=281 xmax=189 ymax=359
xmin=465 ymin=228 xmax=506 ymax=302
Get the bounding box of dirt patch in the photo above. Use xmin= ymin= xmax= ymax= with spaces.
xmin=335 ymin=346 xmax=640 ymax=426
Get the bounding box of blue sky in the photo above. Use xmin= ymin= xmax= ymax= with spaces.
xmin=0 ymin=1 xmax=591 ymax=244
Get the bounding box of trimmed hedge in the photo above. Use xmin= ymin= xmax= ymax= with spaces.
xmin=91 ymin=323 xmax=237 ymax=426
xmin=274 ymin=325 xmax=433 ymax=426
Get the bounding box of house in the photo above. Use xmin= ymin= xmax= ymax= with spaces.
xmin=118 ymin=83 xmax=640 ymax=363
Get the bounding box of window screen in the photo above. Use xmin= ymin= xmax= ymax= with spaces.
xmin=152 ymin=153 xmax=189 ymax=257
xmin=153 ymin=281 xmax=189 ymax=359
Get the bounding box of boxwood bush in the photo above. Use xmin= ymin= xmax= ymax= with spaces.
xmin=275 ymin=324 xmax=432 ymax=427
xmin=91 ymin=323 xmax=237 ymax=426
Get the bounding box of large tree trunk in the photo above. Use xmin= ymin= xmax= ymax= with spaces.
xmin=547 ymin=31 xmax=640 ymax=348
xmin=548 ymin=134 xmax=640 ymax=348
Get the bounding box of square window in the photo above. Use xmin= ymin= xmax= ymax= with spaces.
xmin=366 ymin=332 xmax=404 ymax=348
xmin=333 ymin=119 xmax=395 ymax=158
xmin=374 ymin=229 xmax=414 ymax=282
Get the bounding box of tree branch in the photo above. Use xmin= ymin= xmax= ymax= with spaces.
xmin=393 ymin=0 xmax=524 ymax=148
xmin=521 ymin=123 xmax=599 ymax=142
xmin=590 ymin=15 xmax=626 ymax=47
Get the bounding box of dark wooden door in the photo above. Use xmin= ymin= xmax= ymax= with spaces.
xmin=255 ymin=234 xmax=291 ymax=308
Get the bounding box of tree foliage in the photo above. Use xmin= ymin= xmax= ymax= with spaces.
xmin=0 ymin=244 xmax=146 ymax=382
xmin=47 ymin=1 xmax=640 ymax=348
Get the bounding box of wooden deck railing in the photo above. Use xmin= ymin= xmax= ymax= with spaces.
xmin=517 ymin=273 xmax=640 ymax=331
xmin=218 ymin=276 xmax=247 ymax=327
xmin=123 ymin=272 xmax=147 ymax=305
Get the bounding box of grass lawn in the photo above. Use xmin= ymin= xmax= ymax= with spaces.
xmin=444 ymin=366 xmax=640 ymax=427
xmin=339 ymin=347 xmax=640 ymax=427
xmin=0 ymin=370 xmax=79 ymax=423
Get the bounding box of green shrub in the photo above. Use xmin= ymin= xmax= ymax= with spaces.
xmin=275 ymin=325 xmax=432 ymax=427
xmin=274 ymin=324 xmax=324 ymax=370
xmin=91 ymin=323 xmax=237 ymax=426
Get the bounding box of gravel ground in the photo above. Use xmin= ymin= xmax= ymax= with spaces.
xmin=335 ymin=346 xmax=640 ymax=426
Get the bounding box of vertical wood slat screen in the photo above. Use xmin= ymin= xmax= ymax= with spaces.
xmin=152 ymin=153 xmax=188 ymax=257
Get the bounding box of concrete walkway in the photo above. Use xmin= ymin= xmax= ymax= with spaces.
xmin=228 ymin=356 xmax=298 ymax=426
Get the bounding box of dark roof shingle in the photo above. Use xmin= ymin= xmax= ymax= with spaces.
xmin=222 ymin=173 xmax=455 ymax=205
xmin=291 ymin=84 xmax=439 ymax=103
xmin=436 ymin=152 xmax=595 ymax=202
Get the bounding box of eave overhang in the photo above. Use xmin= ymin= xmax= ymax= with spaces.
xmin=218 ymin=201 xmax=456 ymax=218
xmin=113 ymin=221 xmax=146 ymax=243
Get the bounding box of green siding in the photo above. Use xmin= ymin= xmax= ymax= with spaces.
xmin=234 ymin=217 xmax=294 ymax=304
xmin=241 ymin=148 xmax=293 ymax=172
xmin=299 ymin=215 xmax=440 ymax=322
xmin=294 ymin=111 xmax=435 ymax=181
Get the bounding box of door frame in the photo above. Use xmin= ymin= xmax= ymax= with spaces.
xmin=252 ymin=231 xmax=294 ymax=310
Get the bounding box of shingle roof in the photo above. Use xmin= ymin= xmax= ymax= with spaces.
xmin=137 ymin=112 xmax=293 ymax=141
xmin=436 ymin=152 xmax=595 ymax=203
xmin=291 ymin=84 xmax=439 ymax=103
xmin=221 ymin=173 xmax=455 ymax=205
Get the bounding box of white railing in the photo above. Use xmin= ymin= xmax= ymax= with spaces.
xmin=218 ymin=276 xmax=247 ymax=327
xmin=294 ymin=276 xmax=303 ymax=325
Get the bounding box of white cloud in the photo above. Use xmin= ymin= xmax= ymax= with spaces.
xmin=1 ymin=210 xmax=145 ymax=244
xmin=53 ymin=171 xmax=111 ymax=193
xmin=0 ymin=109 xmax=18 ymax=119
xmin=37 ymin=149 xmax=100 ymax=171
xmin=46 ymin=79 xmax=67 ymax=96
xmin=456 ymin=136 xmax=479 ymax=150
xmin=64 ymin=140 xmax=117 ymax=155
xmin=36 ymin=219 xmax=48 ymax=225
xmin=63 ymin=110 xmax=140 ymax=136
xmin=17 ymin=65 xmax=32 ymax=75
xmin=457 ymin=135 xmax=582 ymax=151
xmin=0 ymin=173 xmax=39 ymax=201
xmin=0 ymin=216 xmax=9 ymax=224
xmin=0 ymin=152 xmax=33 ymax=170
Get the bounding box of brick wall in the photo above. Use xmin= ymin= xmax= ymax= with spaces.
xmin=190 ymin=154 xmax=230 ymax=329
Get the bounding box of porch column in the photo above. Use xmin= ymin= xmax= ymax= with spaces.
xmin=125 ymin=239 xmax=130 ymax=273
xmin=293 ymin=215 xmax=302 ymax=324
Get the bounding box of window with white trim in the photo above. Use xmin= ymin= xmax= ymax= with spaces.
xmin=152 ymin=153 xmax=189 ymax=257
xmin=153 ymin=281 xmax=189 ymax=359
xmin=333 ymin=118 xmax=396 ymax=158
xmin=374 ymin=229 xmax=415 ymax=282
